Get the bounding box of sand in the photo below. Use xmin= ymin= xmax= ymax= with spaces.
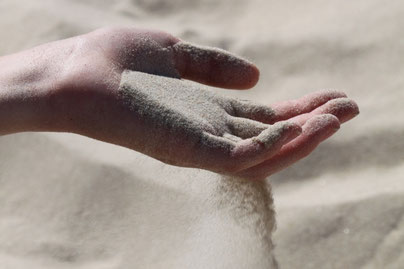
xmin=119 ymin=70 xmax=296 ymax=172
xmin=0 ymin=0 xmax=404 ymax=268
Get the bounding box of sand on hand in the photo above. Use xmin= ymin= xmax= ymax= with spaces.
xmin=118 ymin=70 xmax=299 ymax=174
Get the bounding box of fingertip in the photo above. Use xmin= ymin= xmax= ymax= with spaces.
xmin=278 ymin=121 xmax=303 ymax=142
xmin=229 ymin=122 xmax=297 ymax=162
xmin=322 ymin=98 xmax=360 ymax=123
xmin=254 ymin=121 xmax=302 ymax=148
xmin=238 ymin=63 xmax=260 ymax=89
xmin=286 ymin=121 xmax=303 ymax=135
xmin=347 ymin=99 xmax=360 ymax=118
xmin=303 ymin=114 xmax=340 ymax=137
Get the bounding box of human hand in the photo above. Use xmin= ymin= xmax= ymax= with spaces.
xmin=0 ymin=27 xmax=359 ymax=179
xmin=118 ymin=72 xmax=358 ymax=179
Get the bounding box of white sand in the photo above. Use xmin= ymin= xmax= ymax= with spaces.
xmin=0 ymin=0 xmax=404 ymax=268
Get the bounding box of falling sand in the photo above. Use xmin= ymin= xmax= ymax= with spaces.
xmin=116 ymin=70 xmax=281 ymax=267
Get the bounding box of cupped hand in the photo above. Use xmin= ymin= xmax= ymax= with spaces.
xmin=48 ymin=27 xmax=359 ymax=179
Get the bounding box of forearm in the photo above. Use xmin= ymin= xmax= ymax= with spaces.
xmin=0 ymin=41 xmax=73 ymax=135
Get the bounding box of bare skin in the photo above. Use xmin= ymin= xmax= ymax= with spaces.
xmin=0 ymin=27 xmax=359 ymax=179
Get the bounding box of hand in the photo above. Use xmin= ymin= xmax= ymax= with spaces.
xmin=117 ymin=72 xmax=358 ymax=179
xmin=0 ymin=27 xmax=359 ymax=179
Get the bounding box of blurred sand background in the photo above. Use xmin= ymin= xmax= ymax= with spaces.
xmin=0 ymin=0 xmax=404 ymax=268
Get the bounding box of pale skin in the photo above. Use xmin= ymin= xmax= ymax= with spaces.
xmin=0 ymin=27 xmax=359 ymax=179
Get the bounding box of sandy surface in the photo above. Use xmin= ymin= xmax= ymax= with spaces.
xmin=1 ymin=0 xmax=404 ymax=268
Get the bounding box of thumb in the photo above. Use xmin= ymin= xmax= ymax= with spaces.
xmin=172 ymin=41 xmax=260 ymax=89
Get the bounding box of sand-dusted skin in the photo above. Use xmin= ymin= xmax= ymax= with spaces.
xmin=118 ymin=70 xmax=301 ymax=174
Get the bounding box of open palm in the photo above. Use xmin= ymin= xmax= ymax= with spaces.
xmin=49 ymin=27 xmax=359 ymax=179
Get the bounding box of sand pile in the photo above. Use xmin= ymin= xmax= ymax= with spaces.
xmin=0 ymin=0 xmax=403 ymax=268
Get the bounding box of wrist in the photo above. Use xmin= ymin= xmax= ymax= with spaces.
xmin=0 ymin=40 xmax=73 ymax=134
